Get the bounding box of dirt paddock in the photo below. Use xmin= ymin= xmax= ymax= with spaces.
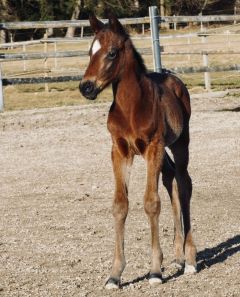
xmin=0 ymin=93 xmax=239 ymax=297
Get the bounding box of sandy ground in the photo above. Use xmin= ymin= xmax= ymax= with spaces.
xmin=0 ymin=93 xmax=239 ymax=297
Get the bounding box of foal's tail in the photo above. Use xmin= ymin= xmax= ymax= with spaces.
xmin=161 ymin=150 xmax=176 ymax=191
xmin=163 ymin=150 xmax=175 ymax=172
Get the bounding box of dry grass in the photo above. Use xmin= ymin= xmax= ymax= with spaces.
xmin=1 ymin=26 xmax=240 ymax=111
xmin=3 ymin=83 xmax=113 ymax=111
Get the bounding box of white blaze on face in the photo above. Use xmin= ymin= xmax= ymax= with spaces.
xmin=92 ymin=39 xmax=101 ymax=55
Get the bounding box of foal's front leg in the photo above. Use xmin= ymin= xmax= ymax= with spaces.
xmin=144 ymin=142 xmax=165 ymax=286
xmin=105 ymin=143 xmax=133 ymax=289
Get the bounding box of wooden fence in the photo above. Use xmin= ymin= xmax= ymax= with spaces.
xmin=1 ymin=13 xmax=240 ymax=111
xmin=1 ymin=15 xmax=240 ymax=30
xmin=1 ymin=14 xmax=240 ymax=41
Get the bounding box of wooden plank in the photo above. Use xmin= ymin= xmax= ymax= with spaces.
xmin=2 ymin=75 xmax=83 ymax=86
xmin=162 ymin=15 xmax=240 ymax=23
xmin=0 ymin=50 xmax=89 ymax=61
xmin=1 ymin=15 xmax=240 ymax=31
xmin=161 ymin=50 xmax=240 ymax=55
xmin=170 ymin=64 xmax=240 ymax=74
xmin=0 ymin=48 xmax=154 ymax=61
xmin=0 ymin=38 xmax=90 ymax=49
xmin=0 ymin=17 xmax=150 ymax=30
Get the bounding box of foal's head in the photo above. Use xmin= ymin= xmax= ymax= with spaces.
xmin=79 ymin=13 xmax=145 ymax=100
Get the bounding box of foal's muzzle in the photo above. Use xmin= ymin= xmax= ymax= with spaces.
xmin=79 ymin=80 xmax=99 ymax=100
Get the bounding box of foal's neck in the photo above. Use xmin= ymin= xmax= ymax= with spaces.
xmin=113 ymin=44 xmax=149 ymax=107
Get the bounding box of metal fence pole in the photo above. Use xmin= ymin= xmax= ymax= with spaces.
xmin=149 ymin=6 xmax=162 ymax=73
xmin=0 ymin=66 xmax=4 ymax=112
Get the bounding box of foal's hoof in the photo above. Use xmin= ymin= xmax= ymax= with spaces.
xmin=149 ymin=273 xmax=163 ymax=286
xmin=105 ymin=278 xmax=120 ymax=290
xmin=184 ymin=264 xmax=197 ymax=274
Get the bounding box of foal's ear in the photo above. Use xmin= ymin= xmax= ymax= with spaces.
xmin=108 ymin=11 xmax=126 ymax=37
xmin=89 ymin=13 xmax=104 ymax=34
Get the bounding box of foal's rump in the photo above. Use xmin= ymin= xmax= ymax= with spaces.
xmin=149 ymin=71 xmax=191 ymax=120
xmin=149 ymin=72 xmax=191 ymax=146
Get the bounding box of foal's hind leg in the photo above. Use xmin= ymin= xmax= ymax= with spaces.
xmin=105 ymin=143 xmax=134 ymax=289
xmin=170 ymin=135 xmax=197 ymax=274
xmin=162 ymin=153 xmax=185 ymax=268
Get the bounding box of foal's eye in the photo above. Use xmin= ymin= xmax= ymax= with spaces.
xmin=107 ymin=49 xmax=117 ymax=60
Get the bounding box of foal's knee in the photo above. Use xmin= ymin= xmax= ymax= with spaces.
xmin=112 ymin=194 xmax=128 ymax=221
xmin=144 ymin=194 xmax=161 ymax=217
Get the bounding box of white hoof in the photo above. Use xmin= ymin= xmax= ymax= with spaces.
xmin=149 ymin=276 xmax=162 ymax=286
xmin=105 ymin=282 xmax=119 ymax=290
xmin=105 ymin=278 xmax=119 ymax=290
xmin=184 ymin=264 xmax=197 ymax=274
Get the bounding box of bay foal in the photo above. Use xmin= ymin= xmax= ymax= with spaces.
xmin=79 ymin=13 xmax=197 ymax=289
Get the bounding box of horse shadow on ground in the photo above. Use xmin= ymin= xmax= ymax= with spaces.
xmin=121 ymin=234 xmax=240 ymax=288
xmin=217 ymin=107 xmax=240 ymax=112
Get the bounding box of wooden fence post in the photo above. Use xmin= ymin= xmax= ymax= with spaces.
xmin=201 ymin=34 xmax=211 ymax=90
xmin=200 ymin=12 xmax=204 ymax=32
xmin=187 ymin=36 xmax=191 ymax=61
xmin=234 ymin=6 xmax=237 ymax=25
xmin=173 ymin=15 xmax=177 ymax=30
xmin=44 ymin=34 xmax=49 ymax=92
xmin=23 ymin=44 xmax=26 ymax=71
xmin=226 ymin=30 xmax=231 ymax=49
xmin=0 ymin=66 xmax=4 ymax=112
xmin=10 ymin=32 xmax=13 ymax=49
xmin=203 ymin=52 xmax=211 ymax=91
xmin=54 ymin=42 xmax=57 ymax=68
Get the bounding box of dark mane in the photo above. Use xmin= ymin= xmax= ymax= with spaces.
xmin=132 ymin=45 xmax=147 ymax=74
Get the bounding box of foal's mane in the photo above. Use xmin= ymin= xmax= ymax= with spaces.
xmin=131 ymin=45 xmax=147 ymax=74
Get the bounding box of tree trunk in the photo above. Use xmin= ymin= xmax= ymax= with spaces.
xmin=0 ymin=30 xmax=6 ymax=44
xmin=65 ymin=0 xmax=82 ymax=38
xmin=0 ymin=0 xmax=9 ymax=43
xmin=236 ymin=0 xmax=240 ymax=13
xmin=134 ymin=0 xmax=139 ymax=9
xmin=201 ymin=0 xmax=209 ymax=12
xmin=160 ymin=0 xmax=165 ymax=16
xmin=160 ymin=0 xmax=169 ymax=29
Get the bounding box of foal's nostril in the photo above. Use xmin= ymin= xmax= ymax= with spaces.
xmin=79 ymin=80 xmax=99 ymax=100
xmin=80 ymin=81 xmax=94 ymax=96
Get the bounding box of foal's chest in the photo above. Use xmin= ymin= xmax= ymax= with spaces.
xmin=107 ymin=105 xmax=157 ymax=156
